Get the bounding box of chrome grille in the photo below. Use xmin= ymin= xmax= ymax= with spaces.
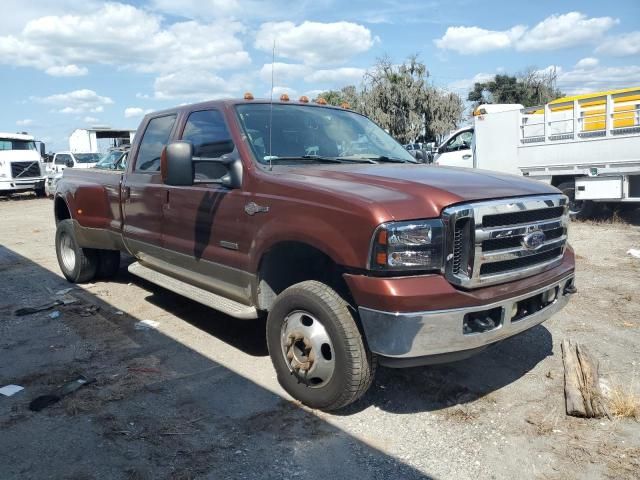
xmin=11 ymin=161 xmax=41 ymax=179
xmin=443 ymin=195 xmax=569 ymax=288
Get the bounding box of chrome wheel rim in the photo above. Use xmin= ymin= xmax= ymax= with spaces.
xmin=280 ymin=310 xmax=335 ymax=388
xmin=60 ymin=233 xmax=76 ymax=272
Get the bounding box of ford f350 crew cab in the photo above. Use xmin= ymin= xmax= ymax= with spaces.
xmin=54 ymin=97 xmax=576 ymax=410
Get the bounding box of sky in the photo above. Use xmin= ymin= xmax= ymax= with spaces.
xmin=1 ymin=0 xmax=639 ymax=151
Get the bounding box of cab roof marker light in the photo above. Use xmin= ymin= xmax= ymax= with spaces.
xmin=244 ymin=92 xmax=254 ymax=100
xmin=299 ymin=96 xmax=309 ymax=103
xmin=280 ymin=93 xmax=290 ymax=102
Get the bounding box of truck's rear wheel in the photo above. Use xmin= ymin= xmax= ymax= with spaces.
xmin=55 ymin=219 xmax=98 ymax=283
xmin=266 ymin=280 xmax=376 ymax=411
xmin=557 ymin=181 xmax=594 ymax=219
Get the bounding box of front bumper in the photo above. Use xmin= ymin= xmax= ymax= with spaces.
xmin=0 ymin=178 xmax=45 ymax=191
xmin=358 ymin=273 xmax=575 ymax=363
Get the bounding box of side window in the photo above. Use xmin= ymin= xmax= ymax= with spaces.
xmin=182 ymin=110 xmax=234 ymax=157
xmin=445 ymin=131 xmax=473 ymax=153
xmin=55 ymin=154 xmax=71 ymax=165
xmin=135 ymin=115 xmax=177 ymax=172
xmin=0 ymin=140 xmax=11 ymax=150
xmin=182 ymin=110 xmax=235 ymax=180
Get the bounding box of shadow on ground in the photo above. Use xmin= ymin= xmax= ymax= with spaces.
xmin=0 ymin=246 xmax=431 ymax=480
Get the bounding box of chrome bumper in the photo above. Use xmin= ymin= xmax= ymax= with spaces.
xmin=358 ymin=274 xmax=575 ymax=359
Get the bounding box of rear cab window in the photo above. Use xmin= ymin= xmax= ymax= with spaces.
xmin=134 ymin=114 xmax=177 ymax=172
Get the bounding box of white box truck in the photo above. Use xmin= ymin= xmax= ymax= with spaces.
xmin=435 ymin=87 xmax=640 ymax=217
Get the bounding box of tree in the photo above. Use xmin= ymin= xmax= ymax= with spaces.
xmin=468 ymin=69 xmax=563 ymax=108
xmin=315 ymin=56 xmax=464 ymax=143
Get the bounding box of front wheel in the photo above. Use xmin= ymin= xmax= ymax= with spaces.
xmin=55 ymin=219 xmax=98 ymax=283
xmin=266 ymin=281 xmax=376 ymax=411
xmin=557 ymin=181 xmax=594 ymax=219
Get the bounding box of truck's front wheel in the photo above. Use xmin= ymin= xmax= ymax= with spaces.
xmin=266 ymin=280 xmax=376 ymax=411
xmin=55 ymin=219 xmax=98 ymax=283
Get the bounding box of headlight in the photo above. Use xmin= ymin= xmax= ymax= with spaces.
xmin=369 ymin=219 xmax=444 ymax=271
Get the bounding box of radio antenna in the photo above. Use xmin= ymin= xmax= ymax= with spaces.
xmin=268 ymin=39 xmax=275 ymax=171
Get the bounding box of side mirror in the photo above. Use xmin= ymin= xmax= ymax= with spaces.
xmin=66 ymin=159 xmax=74 ymax=168
xmin=162 ymin=141 xmax=242 ymax=189
xmin=37 ymin=142 xmax=46 ymax=157
xmin=162 ymin=141 xmax=194 ymax=186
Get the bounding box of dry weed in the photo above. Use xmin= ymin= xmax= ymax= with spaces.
xmin=609 ymin=385 xmax=640 ymax=420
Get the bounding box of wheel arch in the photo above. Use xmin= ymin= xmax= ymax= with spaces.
xmin=255 ymin=240 xmax=354 ymax=312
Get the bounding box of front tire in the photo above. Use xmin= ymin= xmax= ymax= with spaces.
xmin=55 ymin=219 xmax=98 ymax=283
xmin=266 ymin=280 xmax=376 ymax=411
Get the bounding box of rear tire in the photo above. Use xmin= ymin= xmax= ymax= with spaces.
xmin=266 ymin=280 xmax=376 ymax=411
xmin=55 ymin=219 xmax=98 ymax=283
xmin=557 ymin=181 xmax=594 ymax=220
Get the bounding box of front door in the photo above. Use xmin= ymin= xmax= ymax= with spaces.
xmin=122 ymin=114 xmax=177 ymax=262
xmin=436 ymin=129 xmax=474 ymax=168
xmin=161 ymin=109 xmax=254 ymax=304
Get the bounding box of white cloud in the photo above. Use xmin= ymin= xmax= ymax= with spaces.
xmin=124 ymin=107 xmax=152 ymax=118
xmin=83 ymin=116 xmax=99 ymax=123
xmin=516 ymin=12 xmax=618 ymax=51
xmin=596 ymin=31 xmax=640 ymax=57
xmin=259 ymin=62 xmax=310 ymax=83
xmin=151 ymin=0 xmax=240 ymax=18
xmin=435 ymin=12 xmax=617 ymax=54
xmin=16 ymin=119 xmax=33 ymax=126
xmin=435 ymin=25 xmax=525 ymax=54
xmin=0 ymin=3 xmax=250 ymax=75
xmin=555 ymin=63 xmax=640 ymax=94
xmin=305 ymin=67 xmax=366 ymax=85
xmin=33 ymin=89 xmax=113 ymax=114
xmin=447 ymin=72 xmax=496 ymax=91
xmin=255 ymin=21 xmax=375 ymax=65
xmin=574 ymin=57 xmax=599 ymax=69
xmin=153 ymin=71 xmax=242 ymax=101
xmin=45 ymin=64 xmax=88 ymax=77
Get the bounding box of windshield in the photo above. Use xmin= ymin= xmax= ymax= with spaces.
xmin=74 ymin=153 xmax=101 ymax=163
xmin=235 ymin=104 xmax=415 ymax=165
xmin=95 ymin=150 xmax=126 ymax=170
xmin=0 ymin=139 xmax=37 ymax=151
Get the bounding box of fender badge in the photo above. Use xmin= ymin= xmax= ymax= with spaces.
xmin=244 ymin=202 xmax=269 ymax=216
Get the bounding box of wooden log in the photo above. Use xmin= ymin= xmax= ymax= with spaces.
xmin=561 ymin=340 xmax=587 ymax=417
xmin=561 ymin=340 xmax=609 ymax=418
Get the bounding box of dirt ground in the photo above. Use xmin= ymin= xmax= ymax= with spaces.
xmin=1 ymin=195 xmax=639 ymax=480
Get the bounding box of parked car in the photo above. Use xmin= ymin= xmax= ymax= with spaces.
xmin=53 ymin=97 xmax=576 ymax=411
xmin=52 ymin=151 xmax=102 ymax=173
xmin=403 ymin=143 xmax=429 ymax=163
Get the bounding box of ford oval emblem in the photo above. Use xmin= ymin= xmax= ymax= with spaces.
xmin=522 ymin=230 xmax=546 ymax=250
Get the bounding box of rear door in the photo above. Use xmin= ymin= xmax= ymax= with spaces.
xmin=161 ymin=108 xmax=254 ymax=304
xmin=122 ymin=114 xmax=177 ymax=260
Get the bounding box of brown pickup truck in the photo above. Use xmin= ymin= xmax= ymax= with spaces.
xmin=54 ymin=97 xmax=576 ymax=410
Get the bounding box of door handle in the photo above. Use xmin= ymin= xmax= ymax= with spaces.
xmin=123 ymin=186 xmax=131 ymax=200
xmin=463 ymin=154 xmax=472 ymax=160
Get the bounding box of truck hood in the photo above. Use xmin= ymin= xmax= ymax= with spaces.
xmin=281 ymin=163 xmax=559 ymax=220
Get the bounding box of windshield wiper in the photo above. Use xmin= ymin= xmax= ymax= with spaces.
xmin=363 ymin=155 xmax=415 ymax=164
xmin=267 ymin=155 xmax=376 ymax=164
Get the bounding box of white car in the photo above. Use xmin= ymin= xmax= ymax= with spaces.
xmin=433 ymin=126 xmax=474 ymax=168
xmin=52 ymin=151 xmax=102 ymax=173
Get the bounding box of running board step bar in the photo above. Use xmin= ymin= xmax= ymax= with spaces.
xmin=128 ymin=261 xmax=258 ymax=320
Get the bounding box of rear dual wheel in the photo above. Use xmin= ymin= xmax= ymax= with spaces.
xmin=266 ymin=280 xmax=376 ymax=411
xmin=55 ymin=219 xmax=120 ymax=283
